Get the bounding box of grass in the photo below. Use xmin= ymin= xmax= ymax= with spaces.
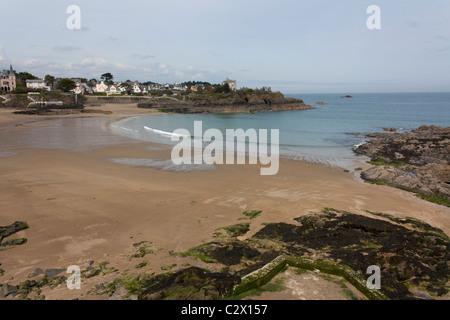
xmin=367 ymin=157 xmax=407 ymax=167
xmin=243 ymin=210 xmax=262 ymax=220
xmin=365 ymin=179 xmax=450 ymax=208
xmin=416 ymin=192 xmax=450 ymax=208
xmin=161 ymin=264 xmax=177 ymax=271
xmin=219 ymin=223 xmax=250 ymax=238
xmin=135 ymin=261 xmax=148 ymax=269
xmin=230 ymin=277 xmax=287 ymax=300
xmin=181 ymin=244 xmax=218 ymax=263
xmin=360 ymin=239 xmax=382 ymax=249
xmin=130 ymin=242 xmax=161 ymax=259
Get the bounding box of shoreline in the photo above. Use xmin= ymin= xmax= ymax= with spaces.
xmin=0 ymin=104 xmax=449 ymax=300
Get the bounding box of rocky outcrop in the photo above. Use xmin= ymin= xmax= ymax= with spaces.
xmin=354 ymin=126 xmax=450 ymax=206
xmin=1 ymin=93 xmax=84 ymax=111
xmin=160 ymin=208 xmax=449 ymax=300
xmin=137 ymin=93 xmax=314 ymax=114
xmin=139 ymin=267 xmax=240 ymax=300
xmin=0 ymin=221 xmax=29 ymax=246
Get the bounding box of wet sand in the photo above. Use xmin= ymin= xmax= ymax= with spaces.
xmin=0 ymin=104 xmax=448 ymax=299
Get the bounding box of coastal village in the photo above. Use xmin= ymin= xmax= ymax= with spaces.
xmin=0 ymin=64 xmax=238 ymax=96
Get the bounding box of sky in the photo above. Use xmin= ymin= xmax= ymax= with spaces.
xmin=0 ymin=0 xmax=449 ymax=93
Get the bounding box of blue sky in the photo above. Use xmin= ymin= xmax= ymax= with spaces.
xmin=0 ymin=0 xmax=449 ymax=93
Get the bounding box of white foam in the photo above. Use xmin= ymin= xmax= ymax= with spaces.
xmin=144 ymin=126 xmax=190 ymax=138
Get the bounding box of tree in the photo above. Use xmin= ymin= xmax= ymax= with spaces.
xmin=60 ymin=78 xmax=77 ymax=92
xmin=44 ymin=75 xmax=55 ymax=87
xmin=87 ymin=79 xmax=97 ymax=88
xmin=214 ymin=82 xmax=231 ymax=94
xmin=16 ymin=72 xmax=39 ymax=86
xmin=100 ymin=73 xmax=114 ymax=83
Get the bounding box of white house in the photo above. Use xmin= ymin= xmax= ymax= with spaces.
xmin=72 ymin=82 xmax=92 ymax=95
xmin=132 ymin=82 xmax=141 ymax=94
xmin=26 ymin=79 xmax=51 ymax=91
xmin=95 ymin=81 xmax=108 ymax=93
xmin=106 ymin=85 xmax=121 ymax=95
xmin=222 ymin=78 xmax=237 ymax=92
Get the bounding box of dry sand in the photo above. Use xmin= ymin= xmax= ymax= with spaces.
xmin=0 ymin=103 xmax=448 ymax=300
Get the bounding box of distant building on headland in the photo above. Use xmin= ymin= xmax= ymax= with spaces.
xmin=0 ymin=64 xmax=16 ymax=92
xmin=26 ymin=79 xmax=51 ymax=91
xmin=222 ymin=78 xmax=237 ymax=92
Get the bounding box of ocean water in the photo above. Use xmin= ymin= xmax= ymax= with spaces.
xmin=110 ymin=92 xmax=450 ymax=169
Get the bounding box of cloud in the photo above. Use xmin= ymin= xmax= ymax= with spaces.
xmin=23 ymin=59 xmax=40 ymax=68
xmin=52 ymin=46 xmax=82 ymax=52
xmin=10 ymin=55 xmax=230 ymax=83
xmin=132 ymin=53 xmax=156 ymax=60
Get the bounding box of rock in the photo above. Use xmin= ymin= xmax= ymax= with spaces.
xmin=412 ymin=290 xmax=434 ymax=300
xmin=108 ymin=284 xmax=128 ymax=300
xmin=95 ymin=283 xmax=106 ymax=291
xmin=361 ymin=166 xmax=423 ymax=191
xmin=0 ymin=238 xmax=27 ymax=247
xmin=354 ymin=125 xmax=450 ymax=205
xmin=0 ymin=221 xmax=29 ymax=244
xmin=139 ymin=267 xmax=240 ymax=300
xmin=316 ymin=102 xmax=328 ymax=105
xmin=0 ymin=222 xmax=29 ymax=239
xmin=0 ymin=284 xmax=18 ymax=298
xmin=30 ymin=268 xmax=43 ymax=277
xmin=44 ymin=268 xmax=65 ymax=277
xmin=142 ymin=291 xmax=165 ymax=300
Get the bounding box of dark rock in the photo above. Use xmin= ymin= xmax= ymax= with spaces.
xmin=0 ymin=238 xmax=28 ymax=247
xmin=0 ymin=284 xmax=18 ymax=298
xmin=412 ymin=291 xmax=434 ymax=300
xmin=354 ymin=126 xmax=450 ymax=205
xmin=30 ymin=268 xmax=44 ymax=277
xmin=253 ymin=208 xmax=450 ymax=300
xmin=44 ymin=268 xmax=65 ymax=277
xmin=0 ymin=221 xmax=29 ymax=244
xmin=139 ymin=267 xmax=240 ymax=300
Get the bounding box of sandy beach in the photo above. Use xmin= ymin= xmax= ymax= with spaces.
xmin=0 ymin=103 xmax=449 ymax=300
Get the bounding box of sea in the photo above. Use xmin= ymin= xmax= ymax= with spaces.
xmin=110 ymin=92 xmax=450 ymax=169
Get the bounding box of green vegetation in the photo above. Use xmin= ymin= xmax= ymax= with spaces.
xmin=130 ymin=242 xmax=161 ymax=259
xmin=135 ymin=261 xmax=148 ymax=269
xmin=365 ymin=179 xmax=450 ymax=208
xmin=367 ymin=157 xmax=407 ymax=167
xmin=107 ymin=273 xmax=155 ymax=297
xmin=161 ymin=264 xmax=177 ymax=271
xmin=243 ymin=210 xmax=262 ymax=220
xmin=181 ymin=244 xmax=218 ymax=263
xmin=360 ymin=239 xmax=382 ymax=249
xmin=416 ymin=192 xmax=450 ymax=208
xmin=230 ymin=277 xmax=286 ymax=300
xmin=60 ymin=78 xmax=77 ymax=92
xmin=100 ymin=72 xmax=114 ymax=84
xmin=217 ymin=223 xmax=250 ymax=238
xmin=366 ymin=210 xmax=449 ymax=240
